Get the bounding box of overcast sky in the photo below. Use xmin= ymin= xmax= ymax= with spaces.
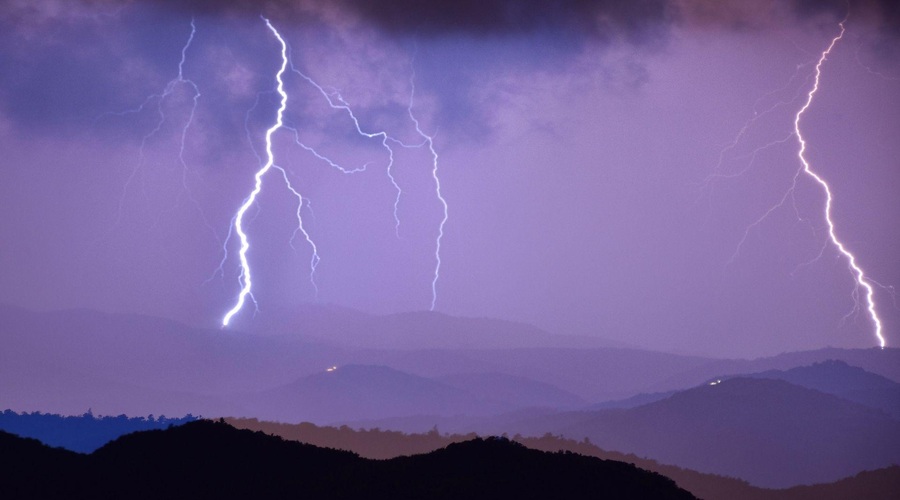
xmin=1 ymin=0 xmax=897 ymax=357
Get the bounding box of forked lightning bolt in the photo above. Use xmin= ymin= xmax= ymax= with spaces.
xmin=221 ymin=19 xmax=449 ymax=325
xmin=222 ymin=17 xmax=299 ymax=327
xmin=725 ymin=22 xmax=885 ymax=348
xmin=793 ymin=23 xmax=884 ymax=348
xmin=406 ymin=71 xmax=448 ymax=311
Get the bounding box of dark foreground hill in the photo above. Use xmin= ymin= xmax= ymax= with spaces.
xmin=225 ymin=417 xmax=900 ymax=500
xmin=0 ymin=410 xmax=197 ymax=453
xmin=0 ymin=419 xmax=695 ymax=500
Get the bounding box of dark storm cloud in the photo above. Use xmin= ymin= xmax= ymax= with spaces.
xmin=0 ymin=0 xmax=895 ymax=137
xmin=117 ymin=0 xmax=674 ymax=40
xmin=131 ymin=0 xmax=899 ymax=36
xmin=334 ymin=0 xmax=673 ymax=43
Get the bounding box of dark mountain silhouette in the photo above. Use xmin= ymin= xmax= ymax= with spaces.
xmin=247 ymin=364 xmax=509 ymax=424
xmin=225 ymin=416 xmax=900 ymax=500
xmin=0 ymin=429 xmax=86 ymax=499
xmin=497 ymin=377 xmax=900 ymax=488
xmin=0 ymin=419 xmax=697 ymax=499
xmin=735 ymin=359 xmax=900 ymax=418
xmin=0 ymin=410 xmax=197 ymax=453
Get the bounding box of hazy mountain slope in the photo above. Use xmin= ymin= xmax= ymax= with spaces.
xmin=436 ymin=372 xmax=586 ymax=409
xmin=4 ymin=304 xmax=897 ymax=423
xmin=551 ymin=378 xmax=900 ymax=488
xmin=239 ymin=306 xmax=628 ymax=350
xmin=374 ymin=347 xmax=716 ymax=401
xmin=765 ymin=466 xmax=900 ymax=500
xmin=246 ymin=365 xmax=510 ymax=424
xmin=654 ymin=348 xmax=900 ymax=394
xmin=737 ymin=359 xmax=900 ymax=418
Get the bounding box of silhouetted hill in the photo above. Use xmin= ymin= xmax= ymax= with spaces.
xmin=532 ymin=378 xmax=900 ymax=488
xmin=0 ymin=429 xmax=85 ymax=499
xmin=0 ymin=410 xmax=197 ymax=453
xmin=383 ymin=435 xmax=694 ymax=500
xmin=225 ymin=416 xmax=900 ymax=500
xmin=737 ymin=359 xmax=900 ymax=418
xmin=0 ymin=419 xmax=697 ymax=499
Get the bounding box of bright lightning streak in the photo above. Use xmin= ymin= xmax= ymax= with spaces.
xmin=221 ymin=17 xmax=295 ymax=327
xmin=406 ymin=70 xmax=448 ymax=311
xmin=111 ymin=20 xmax=200 ymax=215
xmin=793 ymin=22 xmax=884 ymax=348
xmin=286 ymin=65 xmax=418 ymax=236
xmin=724 ymin=21 xmax=885 ymax=348
xmin=286 ymin=55 xmax=447 ymax=309
xmin=220 ymin=20 xmax=449 ymax=324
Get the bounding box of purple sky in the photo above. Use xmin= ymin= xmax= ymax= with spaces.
xmin=0 ymin=0 xmax=897 ymax=357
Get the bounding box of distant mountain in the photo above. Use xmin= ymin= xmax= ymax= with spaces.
xmin=4 ymin=304 xmax=899 ymax=425
xmin=588 ymin=358 xmax=899 ymax=416
xmin=246 ymin=364 xmax=510 ymax=424
xmin=586 ymin=390 xmax=676 ymax=410
xmin=372 ymin=347 xmax=717 ymax=402
xmin=736 ymin=359 xmax=900 ymax=419
xmin=436 ymin=372 xmax=586 ymax=409
xmin=502 ymin=378 xmax=900 ymax=488
xmin=0 ymin=419 xmax=697 ymax=499
xmin=238 ymin=305 xmax=628 ymax=350
xmin=653 ymin=347 xmax=900 ymax=395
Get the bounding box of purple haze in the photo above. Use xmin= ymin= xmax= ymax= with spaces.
xmin=0 ymin=0 xmax=897 ymax=357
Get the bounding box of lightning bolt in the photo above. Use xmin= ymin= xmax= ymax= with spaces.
xmin=406 ymin=70 xmax=448 ymax=311
xmin=221 ymin=17 xmax=299 ymax=327
xmin=221 ymin=19 xmax=450 ymax=325
xmin=286 ymin=65 xmax=410 ymax=236
xmin=793 ymin=22 xmax=884 ymax=348
xmin=723 ymin=22 xmax=885 ymax=348
xmin=102 ymin=18 xmax=219 ymax=243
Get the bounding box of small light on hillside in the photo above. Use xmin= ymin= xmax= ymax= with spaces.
xmin=326 ymin=366 xmax=338 ymax=372
xmin=709 ymin=379 xmax=721 ymax=386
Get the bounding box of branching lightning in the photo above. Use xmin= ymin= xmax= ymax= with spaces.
xmin=406 ymin=70 xmax=448 ymax=311
xmin=221 ymin=17 xmax=296 ymax=327
xmin=718 ymin=21 xmax=885 ymax=348
xmin=108 ymin=19 xmax=216 ymax=237
xmin=792 ymin=22 xmax=884 ymax=348
xmin=220 ymin=18 xmax=449 ymax=326
xmin=286 ymin=65 xmax=414 ymax=236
